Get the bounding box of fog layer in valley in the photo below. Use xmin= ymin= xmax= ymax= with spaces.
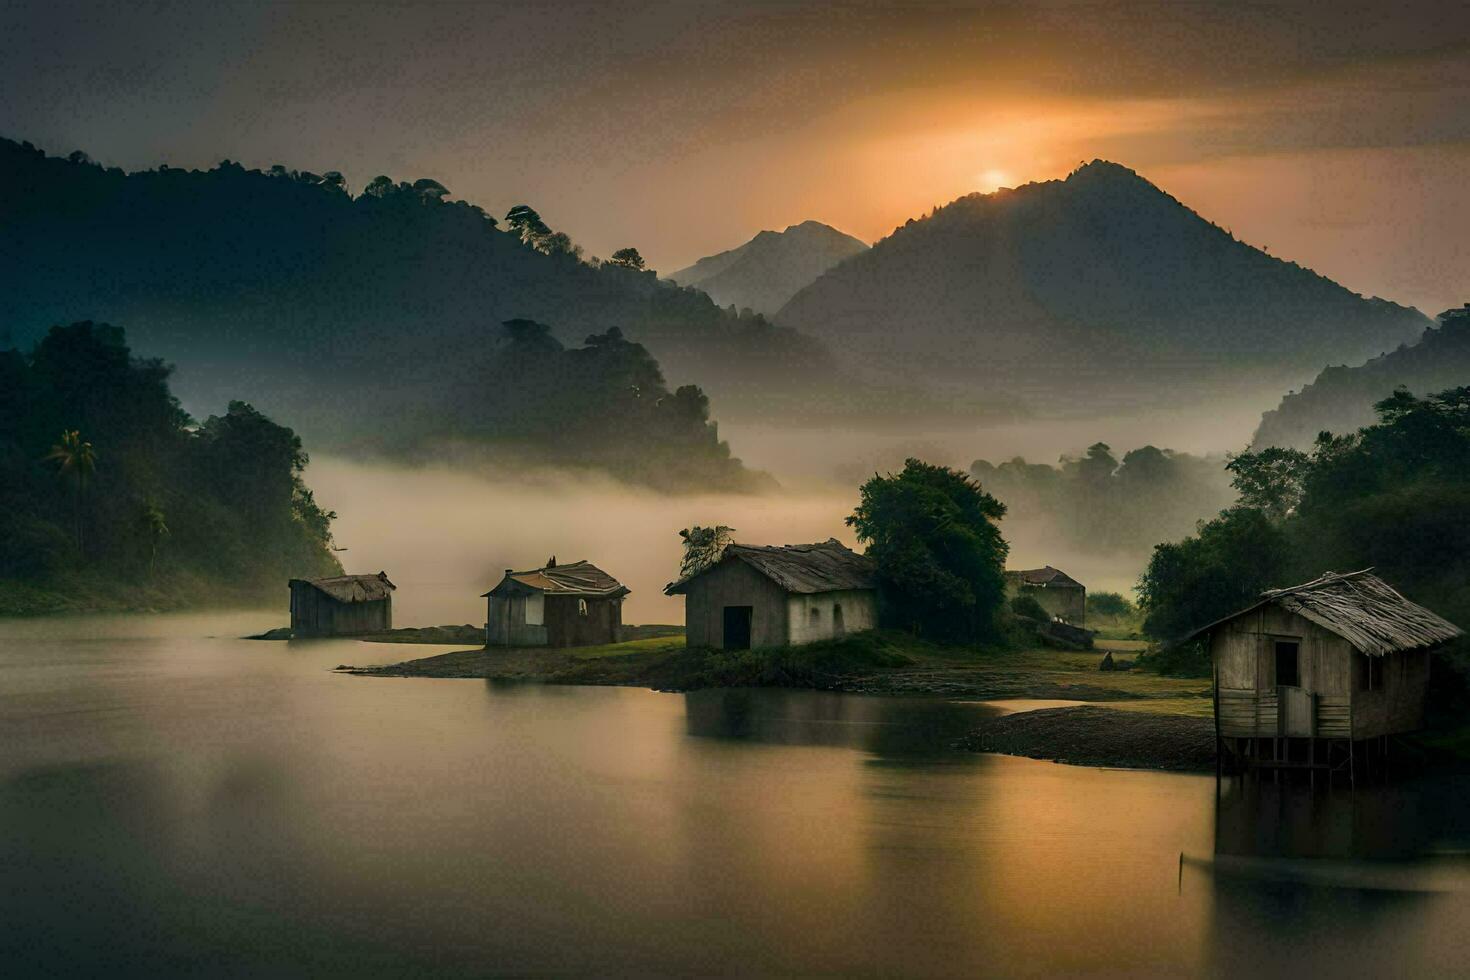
xmin=309 ymin=452 xmax=1161 ymax=628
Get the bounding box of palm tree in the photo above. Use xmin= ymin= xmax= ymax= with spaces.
xmin=45 ymin=430 xmax=96 ymax=554
xmin=138 ymin=502 xmax=168 ymax=577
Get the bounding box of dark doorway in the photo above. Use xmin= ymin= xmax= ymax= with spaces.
xmin=1275 ymin=640 xmax=1300 ymax=687
xmin=723 ymin=606 xmax=753 ymax=650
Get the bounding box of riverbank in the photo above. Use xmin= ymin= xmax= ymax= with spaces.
xmin=249 ymin=623 xmax=685 ymax=645
xmin=338 ymin=631 xmax=1216 ymax=769
xmin=959 ymin=706 xmax=1216 ymax=771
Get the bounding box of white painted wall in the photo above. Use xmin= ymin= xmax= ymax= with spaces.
xmin=785 ymin=589 xmax=878 ymax=646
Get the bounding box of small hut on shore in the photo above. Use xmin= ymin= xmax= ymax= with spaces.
xmin=484 ymin=558 xmax=628 ymax=648
xmin=289 ymin=571 xmax=395 ymax=637
xmin=1005 ymin=566 xmax=1086 ymax=625
xmin=1184 ymin=570 xmax=1462 ymax=776
xmin=665 ymin=539 xmax=877 ymax=650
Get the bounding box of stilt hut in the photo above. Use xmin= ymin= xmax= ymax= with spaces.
xmin=289 ymin=571 xmax=395 ymax=636
xmin=1183 ymin=570 xmax=1462 ymax=776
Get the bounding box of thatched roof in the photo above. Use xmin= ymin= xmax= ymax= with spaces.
xmin=1008 ymin=566 xmax=1083 ymax=589
xmin=483 ymin=560 xmax=629 ymax=599
xmin=292 ymin=572 xmax=395 ymax=604
xmin=665 ymin=539 xmax=876 ymax=596
xmin=1184 ymin=570 xmax=1463 ymax=656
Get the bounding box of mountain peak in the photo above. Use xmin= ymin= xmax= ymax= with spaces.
xmin=667 ymin=221 xmax=868 ymax=314
xmin=1066 ymin=159 xmax=1148 ymax=186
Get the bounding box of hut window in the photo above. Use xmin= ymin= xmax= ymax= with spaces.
xmin=1274 ymin=640 xmax=1300 ymax=687
xmin=809 ymin=606 xmax=820 ymax=623
xmin=833 ymin=603 xmax=845 ymax=635
xmin=578 ymin=599 xmax=588 ymax=617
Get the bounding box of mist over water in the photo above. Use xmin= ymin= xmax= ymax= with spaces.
xmin=721 ymin=391 xmax=1276 ymax=485
xmin=308 ymin=443 xmax=1165 ymax=629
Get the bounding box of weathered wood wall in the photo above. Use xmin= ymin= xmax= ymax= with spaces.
xmin=544 ymin=594 xmax=622 ymax=647
xmin=486 ymin=594 xmax=549 ymax=646
xmin=681 ymin=560 xmax=791 ymax=649
xmin=290 ymin=583 xmax=391 ymax=636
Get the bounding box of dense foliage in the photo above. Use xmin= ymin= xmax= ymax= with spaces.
xmin=0 ymin=138 xmax=834 ymax=482
xmin=1140 ymin=388 xmax=1470 ymax=675
xmin=456 ymin=321 xmax=770 ymax=491
xmin=848 ymin=460 xmax=1009 ymax=643
xmin=970 ymin=442 xmax=1234 ymax=555
xmin=0 ymin=322 xmax=340 ymax=609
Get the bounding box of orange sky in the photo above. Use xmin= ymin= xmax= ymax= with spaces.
xmin=4 ymin=1 xmax=1467 ymax=314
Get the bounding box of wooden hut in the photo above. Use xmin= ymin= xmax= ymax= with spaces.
xmin=1183 ymin=570 xmax=1462 ymax=776
xmin=665 ymin=539 xmax=877 ymax=650
xmin=289 ymin=571 xmax=395 ymax=637
xmin=1005 ymin=566 xmax=1086 ymax=625
xmin=484 ymin=558 xmax=628 ymax=648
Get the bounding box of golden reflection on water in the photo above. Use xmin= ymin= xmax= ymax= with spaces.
xmin=2 ymin=618 xmax=1469 ymax=976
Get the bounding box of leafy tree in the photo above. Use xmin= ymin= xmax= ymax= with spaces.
xmin=411 ymin=178 xmax=449 ymax=202
xmin=1 ymin=322 xmax=339 ymax=604
xmin=1137 ymin=506 xmax=1290 ymax=653
xmin=1225 ymin=446 xmax=1308 ymax=519
xmin=1010 ymin=593 xmax=1049 ymax=621
xmin=847 ymin=459 xmax=1009 ymax=643
xmin=607 ymin=247 xmax=646 ymax=271
xmin=1086 ymin=591 xmax=1135 ymax=619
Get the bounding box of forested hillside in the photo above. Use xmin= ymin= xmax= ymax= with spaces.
xmin=776 ymin=160 xmax=1428 ymax=404
xmin=1253 ymin=304 xmax=1470 ymax=449
xmin=0 ymin=322 xmax=341 ymax=613
xmin=0 ymin=139 xmax=834 ymax=460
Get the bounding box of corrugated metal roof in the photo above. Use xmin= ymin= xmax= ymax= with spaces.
xmin=666 ymin=539 xmax=876 ymax=595
xmin=1007 ymin=566 xmax=1083 ymax=588
xmin=1183 ymin=569 xmax=1463 ymax=656
xmin=291 ymin=572 xmax=395 ymax=604
xmin=483 ymin=560 xmax=629 ymax=599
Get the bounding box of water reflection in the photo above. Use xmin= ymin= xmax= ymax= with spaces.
xmin=6 ymin=616 xmax=1470 ymax=976
xmin=1201 ymin=774 xmax=1470 ymax=977
xmin=682 ymin=688 xmax=990 ymax=758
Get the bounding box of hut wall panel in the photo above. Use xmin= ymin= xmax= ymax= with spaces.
xmin=1316 ymin=696 xmax=1351 ymax=738
xmin=681 ymin=560 xmax=789 ymax=649
xmin=1214 ymin=628 xmax=1256 ymax=689
xmin=786 ymin=589 xmax=878 ymax=646
xmin=545 ymin=595 xmax=622 ymax=648
xmin=1353 ymin=648 xmax=1430 ymax=738
xmin=1217 ymin=689 xmax=1259 ymax=737
xmin=486 ymin=595 xmax=548 ymax=646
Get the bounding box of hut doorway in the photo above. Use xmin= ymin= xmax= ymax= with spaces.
xmin=723 ymin=606 xmax=753 ymax=650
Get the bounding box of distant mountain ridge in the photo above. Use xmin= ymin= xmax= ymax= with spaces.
xmin=775 ymin=161 xmax=1430 ymax=406
xmin=668 ymin=220 xmax=868 ymax=316
xmin=1253 ymin=304 xmax=1470 ymax=450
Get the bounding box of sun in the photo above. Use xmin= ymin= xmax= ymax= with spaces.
xmin=975 ymin=168 xmax=1013 ymax=193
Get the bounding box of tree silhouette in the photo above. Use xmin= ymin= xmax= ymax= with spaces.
xmin=138 ymin=501 xmax=169 ymax=577
xmin=607 ymin=247 xmax=646 ymax=271
xmin=45 ymin=430 xmax=96 ymax=554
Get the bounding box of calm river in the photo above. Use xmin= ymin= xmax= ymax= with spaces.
xmin=3 ymin=612 xmax=1470 ymax=977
